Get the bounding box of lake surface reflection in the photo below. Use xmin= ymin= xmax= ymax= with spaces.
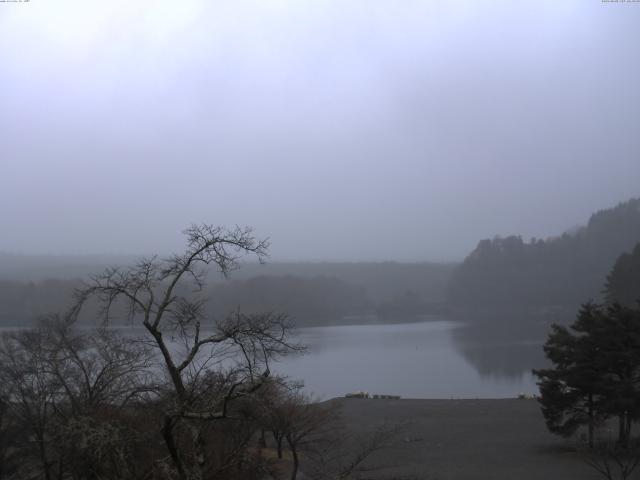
xmin=273 ymin=320 xmax=541 ymax=400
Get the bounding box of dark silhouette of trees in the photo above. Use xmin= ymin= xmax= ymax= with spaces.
xmin=448 ymin=198 xmax=640 ymax=312
xmin=0 ymin=267 xmax=452 ymax=328
xmin=534 ymin=303 xmax=606 ymax=447
xmin=605 ymin=243 xmax=640 ymax=308
xmin=0 ymin=316 xmax=157 ymax=479
xmin=69 ymin=224 xmax=302 ymax=480
xmin=534 ymin=302 xmax=640 ymax=448
xmin=276 ymin=391 xmax=335 ymax=480
xmin=208 ymin=275 xmax=372 ymax=326
xmin=255 ymin=381 xmax=404 ymax=480
xmin=0 ymin=225 xmax=411 ymax=480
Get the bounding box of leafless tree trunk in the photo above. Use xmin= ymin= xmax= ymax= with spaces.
xmin=288 ymin=438 xmax=300 ymax=480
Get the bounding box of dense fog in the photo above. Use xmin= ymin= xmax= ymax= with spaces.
xmin=2 ymin=1 xmax=640 ymax=261
xmin=1 ymin=3 xmax=640 ymax=479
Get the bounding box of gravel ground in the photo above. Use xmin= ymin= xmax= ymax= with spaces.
xmin=331 ymin=398 xmax=603 ymax=480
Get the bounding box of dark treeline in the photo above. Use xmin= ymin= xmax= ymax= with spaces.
xmin=0 ymin=279 xmax=78 ymax=326
xmin=0 ymin=256 xmax=455 ymax=303
xmin=446 ymin=198 xmax=640 ymax=381
xmin=228 ymin=261 xmax=455 ymax=303
xmin=604 ymin=242 xmax=640 ymax=308
xmin=208 ymin=273 xmax=451 ymax=326
xmin=453 ymin=240 xmax=640 ymax=380
xmin=0 ymin=253 xmax=141 ymax=282
xmin=0 ymin=225 xmax=398 ymax=480
xmin=0 ymin=263 xmax=455 ymax=327
xmin=207 ymin=275 xmax=372 ymax=326
xmin=3 ymin=198 xmax=639 ymax=330
xmin=447 ymin=198 xmax=640 ymax=314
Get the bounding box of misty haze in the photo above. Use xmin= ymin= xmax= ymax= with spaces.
xmin=1 ymin=1 xmax=639 ymax=479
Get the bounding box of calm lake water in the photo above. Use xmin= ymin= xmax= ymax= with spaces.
xmin=3 ymin=318 xmax=544 ymax=400
xmin=272 ymin=320 xmax=541 ymax=400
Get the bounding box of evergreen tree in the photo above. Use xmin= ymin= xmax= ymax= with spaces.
xmin=594 ymin=303 xmax=640 ymax=445
xmin=605 ymin=243 xmax=640 ymax=308
xmin=534 ymin=302 xmax=640 ymax=446
xmin=534 ymin=303 xmax=606 ymax=446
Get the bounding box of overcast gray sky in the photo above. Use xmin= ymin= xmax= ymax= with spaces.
xmin=1 ymin=0 xmax=639 ymax=261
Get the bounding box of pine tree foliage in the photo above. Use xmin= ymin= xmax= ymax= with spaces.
xmin=534 ymin=302 xmax=640 ymax=447
xmin=605 ymin=243 xmax=640 ymax=308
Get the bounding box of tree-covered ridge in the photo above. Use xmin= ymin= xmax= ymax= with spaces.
xmin=447 ymin=198 xmax=640 ymax=310
xmin=0 ymin=262 xmax=455 ymax=327
xmin=0 ymin=276 xmax=372 ymax=327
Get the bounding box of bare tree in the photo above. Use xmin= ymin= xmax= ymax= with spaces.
xmin=70 ymin=224 xmax=301 ymax=480
xmin=259 ymin=385 xmax=336 ymax=480
xmin=0 ymin=324 xmax=61 ymax=480
xmin=584 ymin=439 xmax=640 ymax=480
xmin=0 ymin=372 xmax=22 ymax=479
xmin=284 ymin=394 xmax=337 ymax=480
xmin=253 ymin=377 xmax=298 ymax=459
xmin=0 ymin=315 xmax=157 ymax=480
xmin=257 ymin=383 xmax=407 ymax=480
xmin=42 ymin=316 xmax=156 ymax=415
xmin=333 ymin=422 xmax=406 ymax=480
xmin=301 ymin=414 xmax=407 ymax=480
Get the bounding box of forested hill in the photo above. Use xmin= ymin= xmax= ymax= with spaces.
xmin=446 ymin=198 xmax=640 ymax=312
xmin=0 ymin=261 xmax=455 ymax=327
